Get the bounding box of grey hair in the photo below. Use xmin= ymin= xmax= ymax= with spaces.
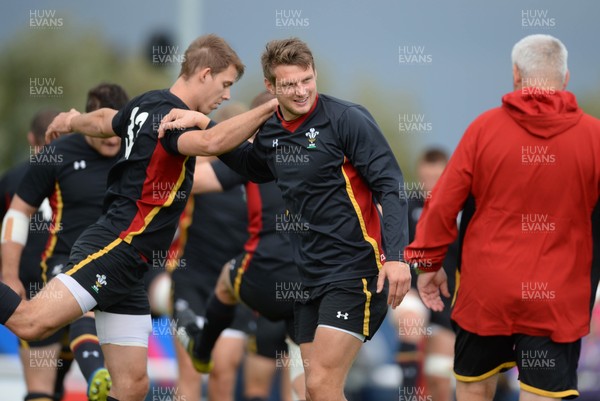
xmin=511 ymin=34 xmax=568 ymax=84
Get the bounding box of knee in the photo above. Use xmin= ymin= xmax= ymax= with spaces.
xmin=111 ymin=367 xmax=149 ymax=400
xmin=210 ymin=359 xmax=236 ymax=383
xmin=120 ymin=372 xmax=149 ymax=401
xmin=133 ymin=374 xmax=150 ymax=400
xmin=305 ymin=369 xmax=340 ymax=401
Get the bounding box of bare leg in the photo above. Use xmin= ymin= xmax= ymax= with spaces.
xmin=244 ymin=353 xmax=277 ymax=400
xmin=519 ymin=389 xmax=556 ymax=401
xmin=102 ymin=344 xmax=149 ymax=401
xmin=173 ymin=338 xmax=202 ymax=401
xmin=208 ymin=334 xmax=246 ymax=401
xmin=19 ymin=342 xmax=61 ymax=396
xmin=301 ymin=326 xmax=363 ymax=401
xmin=456 ymin=375 xmax=498 ymax=401
xmin=424 ymin=327 xmax=455 ymax=401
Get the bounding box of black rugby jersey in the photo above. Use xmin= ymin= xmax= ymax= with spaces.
xmin=0 ymin=162 xmax=50 ymax=284
xmin=168 ymin=187 xmax=248 ymax=285
xmin=220 ymin=94 xmax=408 ymax=286
xmin=17 ymin=134 xmax=118 ymax=279
xmin=212 ymin=159 xmax=296 ymax=272
xmin=97 ymin=89 xmax=195 ymax=259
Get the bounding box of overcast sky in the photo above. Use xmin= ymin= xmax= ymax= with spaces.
xmin=2 ymin=0 xmax=599 ymax=157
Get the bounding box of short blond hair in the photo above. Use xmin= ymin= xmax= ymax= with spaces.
xmin=179 ymin=34 xmax=244 ymax=80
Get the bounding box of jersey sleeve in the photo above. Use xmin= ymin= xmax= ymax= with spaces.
xmin=218 ymin=140 xmax=275 ymax=184
xmin=211 ymin=159 xmax=247 ymax=190
xmin=16 ymin=151 xmax=57 ymax=208
xmin=160 ymin=116 xmax=217 ymax=156
xmin=337 ymin=105 xmax=408 ymax=262
xmin=111 ymin=104 xmax=130 ymax=139
xmin=404 ymin=121 xmax=478 ymax=271
xmin=160 ymin=127 xmax=199 ymax=156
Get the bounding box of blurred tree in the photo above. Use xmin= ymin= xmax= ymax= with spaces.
xmin=579 ymin=92 xmax=600 ymax=120
xmin=0 ymin=27 xmax=171 ymax=174
xmin=351 ymin=77 xmax=420 ymax=183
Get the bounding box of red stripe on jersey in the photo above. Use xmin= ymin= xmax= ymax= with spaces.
xmin=119 ymin=141 xmax=188 ymax=243
xmin=243 ymin=182 xmax=262 ymax=255
xmin=341 ymin=158 xmax=385 ymax=268
xmin=40 ymin=182 xmax=63 ymax=283
xmin=278 ymin=94 xmax=319 ymax=133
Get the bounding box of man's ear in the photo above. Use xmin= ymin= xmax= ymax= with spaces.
xmin=562 ymin=70 xmax=570 ymax=90
xmin=512 ymin=64 xmax=522 ymax=90
xmin=196 ymin=67 xmax=212 ymax=83
xmin=264 ymin=77 xmax=275 ymax=95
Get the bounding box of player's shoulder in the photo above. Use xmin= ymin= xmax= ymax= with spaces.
xmin=319 ymin=94 xmax=360 ymax=111
xmin=131 ymin=89 xmax=188 ymax=112
xmin=579 ymin=111 xmax=600 ymax=129
xmin=318 ymin=94 xmax=371 ymax=120
xmin=469 ymin=106 xmax=504 ymax=128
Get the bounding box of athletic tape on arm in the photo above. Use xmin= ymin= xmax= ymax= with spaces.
xmin=1 ymin=209 xmax=29 ymax=246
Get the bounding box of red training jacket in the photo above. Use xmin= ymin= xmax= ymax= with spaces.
xmin=405 ymin=89 xmax=600 ymax=342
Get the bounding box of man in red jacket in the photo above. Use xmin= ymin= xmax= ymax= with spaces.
xmin=405 ymin=34 xmax=600 ymax=400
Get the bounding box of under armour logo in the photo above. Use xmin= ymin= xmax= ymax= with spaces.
xmin=74 ymin=160 xmax=86 ymax=170
xmin=82 ymin=350 xmax=100 ymax=358
xmin=336 ymin=311 xmax=349 ymax=320
xmin=272 ymin=139 xmax=278 ymax=147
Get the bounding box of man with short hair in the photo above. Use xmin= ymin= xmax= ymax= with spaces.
xmin=0 ymin=108 xmax=71 ymax=401
xmin=178 ymin=91 xmax=305 ymax=400
xmin=0 ymin=34 xmax=277 ymax=401
xmin=3 ymin=83 xmax=129 ymax=401
xmin=159 ymin=37 xmax=411 ymax=401
xmin=406 ymin=34 xmax=600 ymax=400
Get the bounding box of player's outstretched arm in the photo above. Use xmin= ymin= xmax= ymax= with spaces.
xmin=1 ymin=195 xmax=37 ymax=299
xmin=159 ymin=98 xmax=278 ymax=156
xmin=45 ymin=108 xmax=117 ymax=143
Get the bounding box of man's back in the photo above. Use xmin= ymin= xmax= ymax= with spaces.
xmin=418 ymin=90 xmax=600 ymax=342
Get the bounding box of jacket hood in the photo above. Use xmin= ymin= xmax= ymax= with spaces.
xmin=501 ymin=89 xmax=583 ymax=138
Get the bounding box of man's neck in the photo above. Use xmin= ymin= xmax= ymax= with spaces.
xmin=170 ymin=77 xmax=196 ymax=110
